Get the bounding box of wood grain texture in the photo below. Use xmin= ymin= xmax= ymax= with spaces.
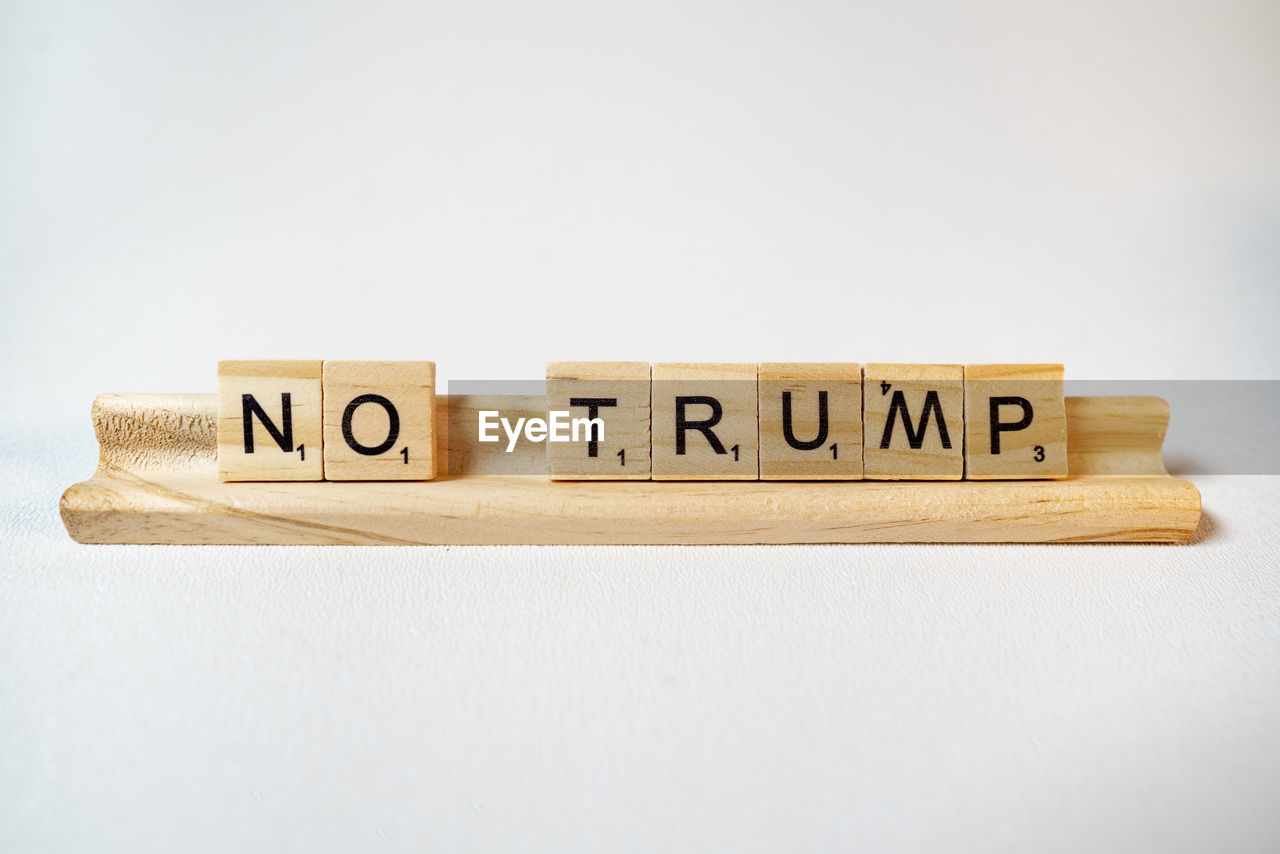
xmin=441 ymin=394 xmax=546 ymax=476
xmin=651 ymin=362 xmax=759 ymax=481
xmin=964 ymin=364 xmax=1067 ymax=480
xmin=90 ymin=393 xmax=216 ymax=472
xmin=62 ymin=394 xmax=1201 ymax=544
xmin=1064 ymin=396 xmax=1171 ymax=475
xmin=322 ymin=360 xmax=435 ymax=481
xmin=546 ymin=361 xmax=651 ymax=480
xmin=863 ymin=363 xmax=965 ymax=480
xmin=217 ymin=359 xmax=324 ymax=482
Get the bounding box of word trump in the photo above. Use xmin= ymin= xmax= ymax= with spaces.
xmin=548 ymin=362 xmax=1067 ymax=481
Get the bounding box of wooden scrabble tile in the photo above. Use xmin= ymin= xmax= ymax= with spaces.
xmin=758 ymin=363 xmax=863 ymax=480
xmin=651 ymin=363 xmax=758 ymax=480
xmin=546 ymin=361 xmax=651 ymax=480
xmin=218 ymin=360 xmax=324 ymax=482
xmin=862 ymin=363 xmax=964 ymax=480
xmin=964 ymin=364 xmax=1068 ymax=480
xmin=322 ymin=361 xmax=436 ymax=481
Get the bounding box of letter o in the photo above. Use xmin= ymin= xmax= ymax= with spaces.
xmin=342 ymin=394 xmax=400 ymax=456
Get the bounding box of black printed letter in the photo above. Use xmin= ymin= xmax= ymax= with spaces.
xmin=242 ymin=393 xmax=293 ymax=454
xmin=675 ymin=396 xmax=726 ymax=455
xmin=781 ymin=390 xmax=829 ymax=451
xmin=342 ymin=394 xmax=400 ymax=456
xmin=988 ymin=396 xmax=1033 ymax=455
xmin=569 ymin=397 xmax=617 ymax=458
xmin=879 ymin=390 xmax=952 ymax=450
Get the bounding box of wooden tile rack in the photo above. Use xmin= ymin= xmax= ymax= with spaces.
xmin=60 ymin=394 xmax=1201 ymax=544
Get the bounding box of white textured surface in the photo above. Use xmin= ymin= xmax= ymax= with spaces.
xmin=5 ymin=427 xmax=1280 ymax=852
xmin=4 ymin=0 xmax=1280 ymax=850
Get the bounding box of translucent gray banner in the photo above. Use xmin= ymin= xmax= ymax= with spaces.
xmin=1065 ymin=380 xmax=1280 ymax=475
xmin=445 ymin=379 xmax=1280 ymax=476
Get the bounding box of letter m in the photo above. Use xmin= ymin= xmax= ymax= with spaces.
xmin=879 ymin=390 xmax=952 ymax=450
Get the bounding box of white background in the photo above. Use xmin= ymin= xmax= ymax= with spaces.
xmin=2 ymin=1 xmax=1278 ymax=851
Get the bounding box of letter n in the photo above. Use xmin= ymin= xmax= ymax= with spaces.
xmin=242 ymin=393 xmax=293 ymax=454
